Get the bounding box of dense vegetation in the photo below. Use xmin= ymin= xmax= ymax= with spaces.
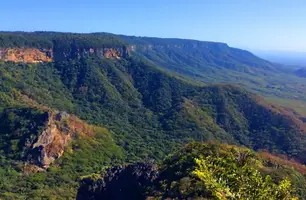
xmin=122 ymin=36 xmax=306 ymax=115
xmin=0 ymin=31 xmax=126 ymax=49
xmin=0 ymin=108 xmax=48 ymax=160
xmin=0 ymin=32 xmax=306 ymax=199
xmin=77 ymin=143 xmax=301 ymax=199
xmin=1 ymin=55 xmax=306 ymax=162
xmin=0 ymin=108 xmax=124 ymax=199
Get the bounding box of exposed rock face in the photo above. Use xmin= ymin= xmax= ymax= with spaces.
xmin=29 ymin=111 xmax=91 ymax=169
xmin=97 ymin=47 xmax=129 ymax=59
xmin=52 ymin=46 xmax=129 ymax=61
xmin=128 ymin=45 xmax=136 ymax=52
xmin=0 ymin=48 xmax=53 ymax=63
xmin=77 ymin=162 xmax=159 ymax=200
xmin=0 ymin=47 xmax=129 ymax=63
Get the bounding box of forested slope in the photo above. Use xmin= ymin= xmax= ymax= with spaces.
xmin=0 ymin=32 xmax=306 ymax=199
xmin=122 ymin=35 xmax=306 ymax=113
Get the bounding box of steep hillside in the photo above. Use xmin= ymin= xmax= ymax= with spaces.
xmin=122 ymin=36 xmax=275 ymax=72
xmin=0 ymin=106 xmax=124 ymax=199
xmin=1 ymin=32 xmax=306 ymax=160
xmin=1 ymin=32 xmax=306 ymax=198
xmin=122 ymin=36 xmax=306 ymax=110
xmin=0 ymin=108 xmax=111 ymax=169
xmin=0 ymin=32 xmax=128 ymax=63
xmin=77 ymin=142 xmax=302 ymax=199
xmin=1 ymin=53 xmax=306 ymax=162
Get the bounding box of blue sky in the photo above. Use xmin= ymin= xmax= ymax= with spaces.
xmin=1 ymin=0 xmax=306 ymax=52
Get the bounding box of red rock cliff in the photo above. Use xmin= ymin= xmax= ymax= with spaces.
xmin=0 ymin=47 xmax=129 ymax=63
xmin=30 ymin=111 xmax=94 ymax=169
xmin=0 ymin=48 xmax=53 ymax=63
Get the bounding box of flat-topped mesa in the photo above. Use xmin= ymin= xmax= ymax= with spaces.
xmin=0 ymin=48 xmax=53 ymax=63
xmin=0 ymin=47 xmax=129 ymax=63
xmin=0 ymin=32 xmax=130 ymax=63
xmin=53 ymin=46 xmax=129 ymax=61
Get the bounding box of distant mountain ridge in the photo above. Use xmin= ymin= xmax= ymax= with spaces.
xmin=121 ymin=35 xmax=276 ymax=71
xmin=119 ymin=34 xmax=306 ymax=110
xmin=0 ymin=32 xmax=129 ymax=63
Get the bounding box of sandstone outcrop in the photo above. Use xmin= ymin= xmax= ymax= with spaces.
xmin=30 ymin=111 xmax=92 ymax=169
xmin=0 ymin=47 xmax=129 ymax=63
xmin=0 ymin=48 xmax=53 ymax=63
